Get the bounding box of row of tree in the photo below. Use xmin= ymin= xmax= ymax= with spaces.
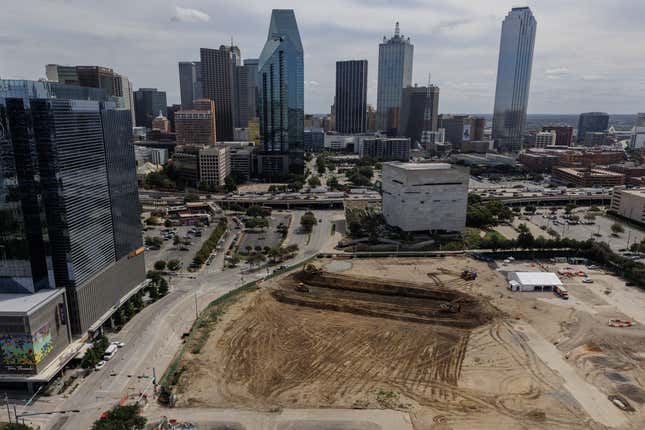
xmin=192 ymin=218 xmax=228 ymax=268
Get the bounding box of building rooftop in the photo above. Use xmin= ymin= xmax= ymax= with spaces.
xmin=513 ymin=272 xmax=562 ymax=286
xmin=616 ymin=188 xmax=645 ymax=198
xmin=388 ymin=162 xmax=452 ymax=171
xmin=0 ymin=289 xmax=63 ymax=315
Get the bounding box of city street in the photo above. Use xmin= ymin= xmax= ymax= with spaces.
xmin=16 ymin=210 xmax=340 ymax=430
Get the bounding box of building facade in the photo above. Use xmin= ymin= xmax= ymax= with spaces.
xmin=399 ymin=85 xmax=439 ymax=145
xmin=376 ymin=23 xmax=413 ymax=136
xmin=583 ymin=132 xmax=608 ymax=147
xmin=359 ymin=137 xmax=410 ymax=161
xmin=199 ymin=146 xmax=231 ymax=186
xmin=551 ymin=167 xmax=625 ymax=187
xmin=577 ymin=112 xmax=609 ymax=143
xmin=542 ymin=125 xmax=573 ymax=146
xmin=178 ymin=61 xmax=202 ymax=110
xmin=335 ymin=60 xmax=368 ymax=134
xmin=200 ymin=46 xmax=236 ymax=141
xmin=257 ymin=9 xmax=305 ymax=177
xmin=492 ymin=7 xmax=537 ymax=152
xmin=0 ymin=80 xmax=145 ymax=353
xmin=440 ymin=114 xmax=485 ymax=148
xmin=610 ymin=187 xmax=645 ymax=223
xmin=304 ymin=129 xmax=325 ymax=152
xmin=534 ymin=130 xmax=556 ymax=148
xmin=631 ymin=113 xmax=645 ymax=149
xmin=133 ymin=88 xmax=167 ymax=129
xmin=382 ymin=162 xmax=469 ymax=232
xmin=235 ymin=58 xmax=259 ymax=128
xmin=175 ymin=99 xmax=217 ymax=146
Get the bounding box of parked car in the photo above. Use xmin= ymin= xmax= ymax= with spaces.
xmin=95 ymin=360 xmax=106 ymax=371
xmin=111 ymin=341 xmax=125 ymax=348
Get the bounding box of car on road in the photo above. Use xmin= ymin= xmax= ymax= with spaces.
xmin=111 ymin=341 xmax=125 ymax=348
xmin=582 ymin=278 xmax=593 ymax=284
xmin=95 ymin=360 xmax=106 ymax=371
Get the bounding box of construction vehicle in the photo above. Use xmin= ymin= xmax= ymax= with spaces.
xmin=554 ymin=285 xmax=569 ymax=299
xmin=295 ymin=283 xmax=310 ymax=293
xmin=461 ymin=270 xmax=477 ymax=281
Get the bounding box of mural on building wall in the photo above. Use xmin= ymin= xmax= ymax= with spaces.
xmin=33 ymin=323 xmax=53 ymax=363
xmin=0 ymin=323 xmax=54 ymax=371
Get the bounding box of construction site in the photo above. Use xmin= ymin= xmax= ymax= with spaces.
xmin=171 ymin=256 xmax=645 ymax=429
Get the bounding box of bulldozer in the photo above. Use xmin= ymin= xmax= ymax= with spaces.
xmin=461 ymin=270 xmax=477 ymax=281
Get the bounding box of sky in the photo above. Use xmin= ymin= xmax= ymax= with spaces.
xmin=1 ymin=0 xmax=644 ymax=114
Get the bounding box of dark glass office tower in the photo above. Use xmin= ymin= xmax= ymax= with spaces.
xmin=133 ymin=88 xmax=167 ymax=129
xmin=200 ymin=46 xmax=236 ymax=141
xmin=377 ymin=22 xmax=413 ymax=136
xmin=257 ymin=9 xmax=304 ymax=177
xmin=577 ymin=112 xmax=609 ymax=143
xmin=492 ymin=7 xmax=536 ymax=152
xmin=235 ymin=59 xmax=259 ymax=128
xmin=335 ymin=60 xmax=368 ymax=134
xmin=178 ymin=61 xmax=202 ymax=110
xmin=0 ymin=80 xmax=145 ymax=335
xmin=399 ymin=85 xmax=439 ymax=145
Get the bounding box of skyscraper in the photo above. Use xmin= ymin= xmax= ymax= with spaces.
xmin=133 ymin=87 xmax=167 ymax=129
xmin=399 ymin=85 xmax=439 ymax=145
xmin=577 ymin=112 xmax=609 ymax=143
xmin=175 ymin=98 xmax=217 ymax=146
xmin=200 ymin=46 xmax=236 ymax=141
xmin=376 ymin=22 xmax=413 ymax=136
xmin=257 ymin=9 xmax=304 ymax=176
xmin=178 ymin=61 xmax=202 ymax=109
xmin=335 ymin=60 xmax=368 ymax=134
xmin=630 ymin=113 xmax=645 ymax=149
xmin=235 ymin=58 xmax=259 ymax=128
xmin=0 ymin=80 xmax=145 ymax=341
xmin=492 ymin=7 xmax=536 ymax=152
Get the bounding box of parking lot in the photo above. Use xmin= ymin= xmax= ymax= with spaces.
xmin=238 ymin=214 xmax=290 ymax=253
xmin=143 ymin=223 xmax=219 ymax=271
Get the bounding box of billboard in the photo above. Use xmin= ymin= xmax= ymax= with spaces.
xmin=33 ymin=323 xmax=53 ymax=364
xmin=462 ymin=124 xmax=472 ymax=142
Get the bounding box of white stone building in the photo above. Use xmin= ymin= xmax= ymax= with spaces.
xmin=381 ymin=162 xmax=469 ymax=232
xmin=199 ymin=146 xmax=230 ymax=186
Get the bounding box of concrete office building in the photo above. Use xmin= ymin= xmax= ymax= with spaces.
xmin=235 ymin=59 xmax=258 ymax=128
xmin=492 ymin=7 xmax=536 ymax=152
xmin=151 ymin=113 xmax=170 ymax=133
xmin=577 ymin=112 xmax=609 ymax=143
xmin=552 ymin=167 xmax=624 ymax=187
xmin=0 ymin=80 xmax=145 ymax=386
xmin=257 ymin=9 xmax=305 ymax=176
xmin=175 ymin=99 xmax=217 ymax=146
xmin=134 ymin=88 xmax=167 ymax=129
xmin=440 ymin=115 xmax=485 ymax=147
xmin=382 ymin=162 xmax=469 ymax=233
xmin=630 ymin=113 xmax=645 ymax=150
xmin=543 ymin=125 xmax=573 ymax=146
xmin=534 ymin=131 xmax=556 ymax=148
xmin=359 ymin=137 xmax=410 ymax=161
xmin=304 ymin=129 xmax=325 ymax=152
xmin=134 ymin=146 xmax=168 ymax=166
xmin=200 ymin=46 xmax=237 ymax=141
xmin=377 ymin=23 xmax=413 ymax=135
xmin=221 ymin=142 xmax=254 ymax=181
xmin=335 ymin=60 xmax=368 ymax=134
xmin=46 ymin=64 xmax=135 ymax=124
xmin=583 ymin=132 xmax=608 ymax=147
xmin=610 ymin=187 xmax=645 ymax=223
xmin=399 ymin=85 xmax=439 ymax=145
xmin=199 ymin=146 xmax=231 ymax=186
xmin=178 ymin=61 xmax=202 ymax=109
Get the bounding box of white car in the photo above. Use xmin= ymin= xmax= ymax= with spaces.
xmin=111 ymin=341 xmax=125 ymax=348
xmin=582 ymin=278 xmax=593 ymax=284
xmin=95 ymin=360 xmax=106 ymax=371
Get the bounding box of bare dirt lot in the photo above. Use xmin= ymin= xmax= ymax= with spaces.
xmin=171 ymin=256 xmax=645 ymax=429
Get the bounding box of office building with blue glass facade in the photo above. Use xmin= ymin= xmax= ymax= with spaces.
xmin=492 ymin=7 xmax=536 ymax=152
xmin=257 ymin=9 xmax=304 ymax=177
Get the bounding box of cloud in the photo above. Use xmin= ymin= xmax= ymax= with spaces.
xmin=305 ymin=80 xmax=320 ymax=87
xmin=431 ymin=18 xmax=472 ymax=34
xmin=171 ymin=6 xmax=211 ymax=23
xmin=544 ymin=67 xmax=570 ymax=79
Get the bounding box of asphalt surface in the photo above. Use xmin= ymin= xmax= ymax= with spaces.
xmin=20 ymin=210 xmax=340 ymax=430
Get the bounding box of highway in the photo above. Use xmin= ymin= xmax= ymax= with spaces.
xmin=19 ymin=210 xmax=340 ymax=430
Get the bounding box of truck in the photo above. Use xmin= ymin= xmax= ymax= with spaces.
xmin=554 ymin=285 xmax=569 ymax=300
xmin=103 ymin=344 xmax=118 ymax=361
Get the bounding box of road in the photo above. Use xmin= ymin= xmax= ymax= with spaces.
xmin=20 ymin=210 xmax=340 ymax=430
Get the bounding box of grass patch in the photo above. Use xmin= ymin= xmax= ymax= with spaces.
xmin=483 ymin=230 xmax=506 ymax=241
xmin=463 ymin=227 xmax=483 ymax=248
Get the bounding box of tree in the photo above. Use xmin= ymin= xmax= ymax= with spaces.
xmin=246 ymin=206 xmax=270 ymax=218
xmin=145 ymin=216 xmax=161 ymax=226
xmin=154 ymin=260 xmax=167 ymax=271
xmin=524 ymin=205 xmax=537 ymax=213
xmin=224 ymin=175 xmax=237 ymax=193
xmin=145 ymin=236 xmax=163 ymax=247
xmin=184 ymin=193 xmax=199 ymax=203
xmin=92 ymin=404 xmax=146 ymax=430
xmin=300 ymin=211 xmax=317 ymax=233
xmin=584 ymin=213 xmax=596 ymax=220
xmin=565 ymin=203 xmax=577 ymax=214
xmin=229 ymin=254 xmax=240 ymax=267
xmin=316 ymin=156 xmax=326 ymax=175
xmin=164 ymin=219 xmax=172 ymax=227
xmin=327 ymin=176 xmax=341 ymax=191
xmin=611 ymin=223 xmax=625 ymax=235
xmin=248 ymin=252 xmax=267 ymax=268
xmin=4 ymin=423 xmax=34 ymax=430
xmin=517 ymin=230 xmax=535 ymax=249
xmin=167 ymin=259 xmax=182 ymax=271
xmin=158 ymin=278 xmax=169 ymax=296
xmin=307 ymin=176 xmax=321 ymax=187
xmin=268 ymin=246 xmax=282 ymax=263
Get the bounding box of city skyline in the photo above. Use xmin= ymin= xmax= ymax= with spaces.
xmin=1 ymin=1 xmax=644 ymax=115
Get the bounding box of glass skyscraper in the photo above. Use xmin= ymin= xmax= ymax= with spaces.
xmin=376 ymin=22 xmax=413 ymax=136
xmin=0 ymin=80 xmax=144 ymax=335
xmin=577 ymin=112 xmax=609 ymax=143
xmin=257 ymin=9 xmax=304 ymax=177
xmin=492 ymin=7 xmax=537 ymax=152
xmin=335 ymin=60 xmax=368 ymax=134
xmin=178 ymin=61 xmax=202 ymax=110
xmin=133 ymin=87 xmax=167 ymax=129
